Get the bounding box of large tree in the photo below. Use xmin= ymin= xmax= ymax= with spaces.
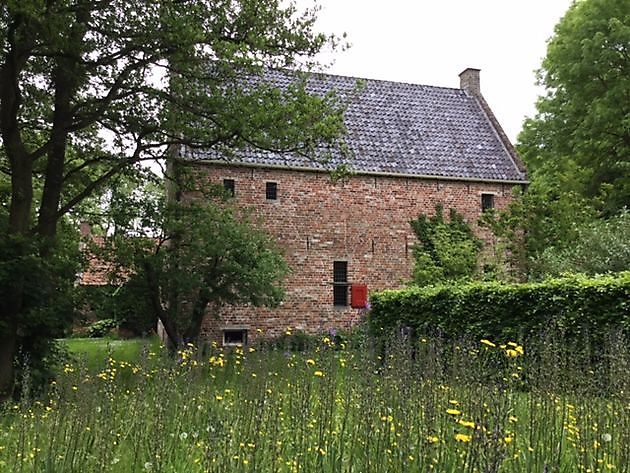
xmin=518 ymin=0 xmax=630 ymax=214
xmin=0 ymin=0 xmax=346 ymax=398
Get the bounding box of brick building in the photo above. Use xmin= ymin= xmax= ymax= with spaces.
xmin=173 ymin=68 xmax=528 ymax=345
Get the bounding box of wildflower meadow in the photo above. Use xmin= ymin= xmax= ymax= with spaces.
xmin=1 ymin=328 xmax=629 ymax=472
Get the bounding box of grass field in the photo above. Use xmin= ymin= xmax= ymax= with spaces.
xmin=62 ymin=337 xmax=161 ymax=373
xmin=2 ymin=332 xmax=629 ymax=472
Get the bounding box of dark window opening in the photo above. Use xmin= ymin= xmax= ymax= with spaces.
xmin=333 ymin=261 xmax=349 ymax=306
xmin=481 ymin=193 xmax=494 ymax=212
xmin=223 ymin=179 xmax=235 ymax=196
xmin=333 ymin=285 xmax=348 ymax=306
xmin=266 ymin=182 xmax=277 ymax=200
xmin=223 ymin=329 xmax=247 ymax=346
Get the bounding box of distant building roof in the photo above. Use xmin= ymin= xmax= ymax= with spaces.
xmin=181 ymin=68 xmax=527 ymax=184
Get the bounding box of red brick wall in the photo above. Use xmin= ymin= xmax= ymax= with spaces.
xmin=186 ymin=163 xmax=519 ymax=344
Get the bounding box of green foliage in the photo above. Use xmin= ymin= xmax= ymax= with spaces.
xmin=531 ymin=209 xmax=630 ymax=277
xmin=486 ymin=0 xmax=630 ymax=279
xmin=86 ymin=319 xmax=118 ymax=338
xmin=0 ymin=218 xmax=83 ymax=393
xmin=110 ymin=276 xmax=157 ymax=336
xmin=77 ymin=279 xmax=156 ymax=337
xmin=257 ymin=329 xmax=319 ymax=352
xmin=100 ymin=176 xmax=289 ymax=347
xmin=369 ymin=272 xmax=630 ymax=343
xmin=480 ymin=185 xmax=629 ymax=280
xmin=0 ymin=0 xmax=348 ymax=396
xmin=518 ymin=0 xmax=630 ymax=214
xmin=410 ymin=205 xmax=483 ymax=285
xmin=479 ymin=182 xmax=597 ymax=279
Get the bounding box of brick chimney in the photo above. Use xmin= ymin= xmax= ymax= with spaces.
xmin=459 ymin=68 xmax=481 ymax=95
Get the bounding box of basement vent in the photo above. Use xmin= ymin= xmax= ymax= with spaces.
xmin=223 ymin=328 xmax=247 ymax=346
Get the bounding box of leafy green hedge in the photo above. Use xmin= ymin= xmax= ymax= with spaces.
xmin=369 ymin=273 xmax=630 ymax=342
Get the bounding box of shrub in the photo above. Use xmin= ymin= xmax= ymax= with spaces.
xmin=369 ymin=272 xmax=630 ymax=343
xmin=86 ymin=318 xmax=118 ymax=338
xmin=410 ymin=204 xmax=483 ymax=285
xmin=530 ymin=209 xmax=630 ymax=278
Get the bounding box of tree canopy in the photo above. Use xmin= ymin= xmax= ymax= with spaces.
xmin=0 ymin=0 xmax=347 ymax=398
xmin=518 ymin=0 xmax=630 ymax=214
xmin=92 ymin=171 xmax=288 ymax=347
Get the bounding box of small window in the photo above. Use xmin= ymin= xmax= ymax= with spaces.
xmin=266 ymin=182 xmax=277 ymax=200
xmin=333 ymin=261 xmax=349 ymax=306
xmin=481 ymin=193 xmax=494 ymax=212
xmin=223 ymin=179 xmax=235 ymax=196
xmin=223 ymin=329 xmax=247 ymax=346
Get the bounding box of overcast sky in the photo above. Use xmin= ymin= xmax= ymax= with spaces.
xmin=304 ymin=0 xmax=575 ymax=143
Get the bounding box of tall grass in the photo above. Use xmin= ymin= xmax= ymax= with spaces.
xmin=1 ymin=329 xmax=629 ymax=472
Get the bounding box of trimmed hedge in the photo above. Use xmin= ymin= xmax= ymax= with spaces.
xmin=369 ymin=272 xmax=630 ymax=342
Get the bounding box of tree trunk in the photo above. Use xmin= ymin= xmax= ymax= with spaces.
xmin=0 ymin=70 xmax=33 ymax=398
xmin=143 ymin=261 xmax=181 ymax=349
xmin=37 ymin=57 xmax=78 ymax=241
xmin=182 ymin=295 xmax=210 ymax=344
xmin=0 ymin=156 xmax=34 ymax=400
xmin=0 ymin=319 xmax=18 ymax=400
xmin=0 ymin=146 xmax=33 ymax=400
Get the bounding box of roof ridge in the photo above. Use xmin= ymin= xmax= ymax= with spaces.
xmin=275 ymin=67 xmax=464 ymax=92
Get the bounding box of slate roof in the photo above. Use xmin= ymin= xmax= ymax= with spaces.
xmin=181 ymin=69 xmax=527 ymax=183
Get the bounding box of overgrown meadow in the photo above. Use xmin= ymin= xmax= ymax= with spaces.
xmin=2 ymin=328 xmax=630 ymax=473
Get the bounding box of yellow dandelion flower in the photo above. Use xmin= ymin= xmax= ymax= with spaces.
xmin=306 ymin=359 xmax=316 ymax=366
xmin=314 ymin=371 xmax=324 ymax=377
xmin=455 ymin=433 xmax=472 ymax=443
xmin=504 ymin=436 xmax=514 ymax=444
xmin=426 ymin=435 xmax=439 ymax=444
xmin=509 ymin=415 xmax=518 ymax=423
xmin=480 ymin=339 xmax=496 ymax=348
xmin=458 ymin=420 xmax=475 ymax=429
xmin=448 ymin=399 xmax=459 ymax=405
xmin=446 ymin=409 xmax=461 ymax=416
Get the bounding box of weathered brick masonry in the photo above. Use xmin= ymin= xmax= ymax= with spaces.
xmin=176 ymin=67 xmax=528 ymax=345
xmin=190 ymin=164 xmax=518 ymax=343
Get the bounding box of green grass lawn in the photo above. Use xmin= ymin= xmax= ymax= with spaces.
xmin=61 ymin=336 xmax=161 ymax=373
